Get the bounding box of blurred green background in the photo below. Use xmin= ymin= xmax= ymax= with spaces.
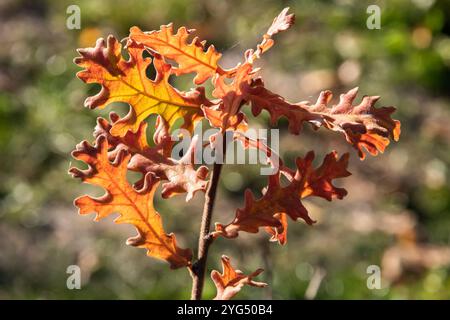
xmin=1 ymin=0 xmax=450 ymax=299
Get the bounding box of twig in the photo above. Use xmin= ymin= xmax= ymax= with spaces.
xmin=190 ymin=133 xmax=226 ymax=300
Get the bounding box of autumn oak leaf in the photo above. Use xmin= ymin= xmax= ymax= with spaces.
xmin=95 ymin=113 xmax=209 ymax=201
xmin=211 ymin=255 xmax=267 ymax=300
xmin=203 ymin=63 xmax=254 ymax=132
xmin=74 ymin=36 xmax=210 ymax=136
xmin=69 ymin=135 xmax=192 ymax=269
xmin=202 ymin=7 xmax=295 ymax=132
xmin=247 ymin=82 xmax=401 ymax=159
xmin=213 ymin=151 xmax=350 ymax=244
xmin=246 ymin=7 xmax=295 ymax=64
xmin=129 ymin=24 xmax=224 ymax=85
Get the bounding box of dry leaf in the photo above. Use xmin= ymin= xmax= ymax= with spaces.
xmin=95 ymin=113 xmax=209 ymax=201
xmin=75 ymin=36 xmax=210 ymax=136
xmin=203 ymin=7 xmax=295 ymax=132
xmin=130 ymin=24 xmax=224 ymax=85
xmin=247 ymin=83 xmax=401 ymax=159
xmin=69 ymin=135 xmax=192 ymax=269
xmin=214 ymin=151 xmax=350 ymax=243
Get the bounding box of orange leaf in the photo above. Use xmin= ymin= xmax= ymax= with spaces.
xmin=213 ymin=151 xmax=350 ymax=243
xmin=246 ymin=7 xmax=295 ymax=64
xmin=129 ymin=24 xmax=224 ymax=85
xmin=74 ymin=36 xmax=210 ymax=137
xmin=95 ymin=113 xmax=209 ymax=201
xmin=211 ymin=255 xmax=267 ymax=300
xmin=247 ymin=82 xmax=401 ymax=159
xmin=69 ymin=135 xmax=192 ymax=269
xmin=203 ymin=7 xmax=295 ymax=132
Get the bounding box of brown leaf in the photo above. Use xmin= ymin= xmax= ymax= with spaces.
xmin=247 ymin=82 xmax=401 ymax=159
xmin=211 ymin=255 xmax=267 ymax=300
xmin=246 ymin=7 xmax=295 ymax=63
xmin=213 ymin=151 xmax=350 ymax=243
xmin=232 ymin=131 xmax=282 ymax=171
xmin=69 ymin=135 xmax=192 ymax=269
xmin=203 ymin=63 xmax=254 ymax=132
xmin=95 ymin=113 xmax=209 ymax=201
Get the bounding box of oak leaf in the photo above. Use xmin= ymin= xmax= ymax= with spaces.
xmin=129 ymin=24 xmax=224 ymax=85
xmin=203 ymin=8 xmax=295 ymax=132
xmin=247 ymin=82 xmax=401 ymax=159
xmin=246 ymin=7 xmax=295 ymax=64
xmin=74 ymin=36 xmax=210 ymax=137
xmin=213 ymin=151 xmax=350 ymax=244
xmin=69 ymin=135 xmax=192 ymax=269
xmin=95 ymin=113 xmax=209 ymax=201
xmin=211 ymin=255 xmax=267 ymax=300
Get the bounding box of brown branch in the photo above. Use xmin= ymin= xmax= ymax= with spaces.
xmin=190 ymin=133 xmax=226 ymax=300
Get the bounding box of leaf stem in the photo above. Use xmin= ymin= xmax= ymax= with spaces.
xmin=190 ymin=134 xmax=226 ymax=300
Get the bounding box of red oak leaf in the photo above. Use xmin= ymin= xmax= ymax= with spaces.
xmin=247 ymin=81 xmax=401 ymax=159
xmin=213 ymin=151 xmax=350 ymax=243
xmin=202 ymin=63 xmax=254 ymax=132
xmin=203 ymin=8 xmax=295 ymax=132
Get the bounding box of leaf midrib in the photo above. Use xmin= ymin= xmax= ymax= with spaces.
xmin=117 ymin=76 xmax=199 ymax=110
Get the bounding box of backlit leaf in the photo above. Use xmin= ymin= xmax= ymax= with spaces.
xmin=75 ymin=36 xmax=210 ymax=137
xmin=130 ymin=24 xmax=224 ymax=85
xmin=247 ymin=82 xmax=401 ymax=159
xmin=213 ymin=151 xmax=350 ymax=243
xmin=69 ymin=135 xmax=192 ymax=269
xmin=203 ymin=7 xmax=295 ymax=132
xmin=95 ymin=113 xmax=209 ymax=201
xmin=203 ymin=63 xmax=254 ymax=132
xmin=246 ymin=7 xmax=295 ymax=64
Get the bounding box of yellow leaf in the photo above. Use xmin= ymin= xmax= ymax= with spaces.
xmin=74 ymin=36 xmax=208 ymax=137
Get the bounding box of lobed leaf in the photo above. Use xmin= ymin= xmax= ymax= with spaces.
xmin=129 ymin=24 xmax=224 ymax=85
xmin=203 ymin=63 xmax=254 ymax=132
xmin=247 ymin=82 xmax=401 ymax=159
xmin=69 ymin=135 xmax=192 ymax=269
xmin=95 ymin=113 xmax=209 ymax=201
xmin=245 ymin=7 xmax=295 ymax=64
xmin=203 ymin=7 xmax=295 ymax=132
xmin=74 ymin=36 xmax=210 ymax=136
xmin=213 ymin=151 xmax=350 ymax=244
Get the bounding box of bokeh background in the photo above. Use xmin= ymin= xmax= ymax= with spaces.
xmin=1 ymin=0 xmax=450 ymax=299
